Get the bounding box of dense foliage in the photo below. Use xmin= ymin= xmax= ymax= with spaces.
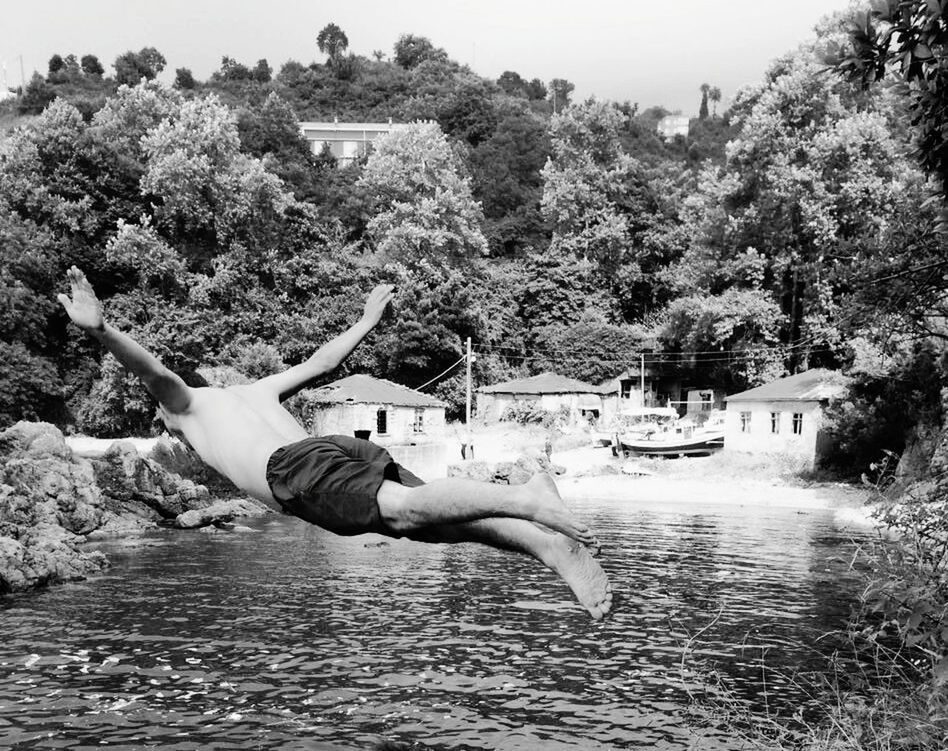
xmin=0 ymin=12 xmax=943 ymax=455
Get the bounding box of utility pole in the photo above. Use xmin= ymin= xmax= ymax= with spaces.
xmin=465 ymin=337 xmax=473 ymax=460
xmin=640 ymin=352 xmax=646 ymax=407
xmin=19 ymin=55 xmax=25 ymax=91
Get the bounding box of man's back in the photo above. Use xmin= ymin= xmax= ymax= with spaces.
xmin=165 ymin=385 xmax=309 ymax=504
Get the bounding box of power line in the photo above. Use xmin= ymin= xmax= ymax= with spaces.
xmin=414 ymin=354 xmax=466 ymax=391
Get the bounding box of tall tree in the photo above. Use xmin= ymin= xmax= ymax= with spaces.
xmin=709 ymin=86 xmax=722 ymax=116
xmin=698 ymin=82 xmax=710 ymax=119
xmin=113 ymin=47 xmax=166 ymax=86
xmin=316 ymin=23 xmax=349 ymax=64
xmin=548 ymin=78 xmax=574 ymax=113
xmin=358 ymin=122 xmax=488 ymax=264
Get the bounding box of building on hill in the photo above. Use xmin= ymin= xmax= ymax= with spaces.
xmin=724 ymin=369 xmax=848 ymax=469
xmin=657 ymin=115 xmax=690 ymax=139
xmin=299 ymin=120 xmax=410 ymax=165
xmin=477 ymin=372 xmax=603 ymax=423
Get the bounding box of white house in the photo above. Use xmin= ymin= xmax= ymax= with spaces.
xmin=724 ymin=369 xmax=848 ymax=469
xmin=657 ymin=115 xmax=690 ymax=139
xmin=298 ymin=120 xmax=410 ymax=165
xmin=477 ymin=372 xmax=603 ymax=423
xmin=307 ymin=374 xmax=446 ymax=445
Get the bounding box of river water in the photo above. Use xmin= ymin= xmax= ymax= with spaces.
xmin=0 ymin=490 xmax=868 ymax=750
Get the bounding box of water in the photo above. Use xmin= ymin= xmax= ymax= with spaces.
xmin=0 ymin=492 xmax=868 ymax=750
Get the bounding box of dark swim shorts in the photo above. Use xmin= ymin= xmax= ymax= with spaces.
xmin=265 ymin=434 xmax=425 ymax=536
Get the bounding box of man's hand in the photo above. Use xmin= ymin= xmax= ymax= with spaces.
xmin=57 ymin=266 xmax=105 ymax=332
xmin=361 ymin=283 xmax=395 ymax=328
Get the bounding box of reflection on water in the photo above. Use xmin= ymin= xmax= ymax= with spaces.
xmin=0 ymin=492 xmax=866 ymax=749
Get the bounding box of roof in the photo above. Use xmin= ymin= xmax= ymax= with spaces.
xmin=478 ymin=372 xmax=600 ymax=395
xmin=311 ymin=374 xmax=446 ymax=408
xmin=726 ymin=369 xmax=848 ymax=403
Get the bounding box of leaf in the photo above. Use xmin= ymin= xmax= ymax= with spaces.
xmin=935 ymin=656 xmax=948 ymax=686
xmin=925 ymin=0 xmax=942 ymax=16
xmin=914 ymin=42 xmax=934 ymax=60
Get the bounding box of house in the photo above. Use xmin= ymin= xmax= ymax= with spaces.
xmin=298 ymin=120 xmax=410 ymax=165
xmin=477 ymin=372 xmax=603 ymax=423
xmin=724 ymin=369 xmax=848 ymax=468
xmin=597 ymin=365 xmax=659 ymax=420
xmin=307 ymin=374 xmax=446 ymax=445
xmin=657 ymin=115 xmax=690 ymax=140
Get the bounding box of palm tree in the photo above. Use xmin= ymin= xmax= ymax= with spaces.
xmin=699 ymin=83 xmax=710 ymax=119
xmin=709 ymin=86 xmax=722 ymax=117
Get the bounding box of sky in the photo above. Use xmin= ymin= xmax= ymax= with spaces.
xmin=1 ymin=0 xmax=858 ymax=116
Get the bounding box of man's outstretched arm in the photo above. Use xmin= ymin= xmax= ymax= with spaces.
xmin=57 ymin=266 xmax=192 ymax=414
xmin=253 ymin=283 xmax=395 ymax=402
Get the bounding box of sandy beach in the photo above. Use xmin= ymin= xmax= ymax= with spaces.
xmin=65 ymin=425 xmax=873 ymax=523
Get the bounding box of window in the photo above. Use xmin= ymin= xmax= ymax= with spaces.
xmin=412 ymin=408 xmax=424 ymax=433
xmin=792 ymin=412 xmax=803 ymax=435
xmin=376 ymin=409 xmax=388 ymax=435
xmin=740 ymin=411 xmax=751 ymax=433
xmin=700 ymin=392 xmax=713 ymax=411
xmin=770 ymin=412 xmax=780 ymax=434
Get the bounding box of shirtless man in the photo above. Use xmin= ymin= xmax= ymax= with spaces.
xmin=58 ymin=267 xmax=612 ymax=619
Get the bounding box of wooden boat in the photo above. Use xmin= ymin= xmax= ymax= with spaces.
xmin=618 ymin=411 xmax=725 ymax=458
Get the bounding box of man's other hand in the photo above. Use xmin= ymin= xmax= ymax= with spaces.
xmin=57 ymin=266 xmax=105 ymax=332
xmin=362 ymin=284 xmax=395 ymax=327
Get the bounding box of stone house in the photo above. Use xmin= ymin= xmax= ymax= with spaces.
xmin=307 ymin=374 xmax=446 ymax=445
xmin=477 ymin=372 xmax=603 ymax=423
xmin=724 ymin=369 xmax=848 ymax=469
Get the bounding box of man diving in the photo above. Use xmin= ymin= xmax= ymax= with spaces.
xmin=58 ymin=267 xmax=612 ymax=619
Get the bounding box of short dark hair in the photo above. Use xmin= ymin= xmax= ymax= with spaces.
xmin=178 ymin=369 xmax=209 ymax=388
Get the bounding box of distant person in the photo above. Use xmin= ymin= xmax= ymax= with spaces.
xmin=58 ymin=268 xmax=612 ymax=620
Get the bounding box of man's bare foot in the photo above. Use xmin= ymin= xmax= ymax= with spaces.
xmin=519 ymin=473 xmax=597 ymax=547
xmin=540 ymin=532 xmax=613 ymax=620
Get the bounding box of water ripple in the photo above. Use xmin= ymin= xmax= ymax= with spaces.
xmin=0 ymin=494 xmax=867 ymax=749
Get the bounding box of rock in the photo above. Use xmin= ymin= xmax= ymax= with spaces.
xmin=0 ymin=421 xmax=270 ymax=595
xmin=448 ymin=452 xmax=563 ymax=485
xmin=149 ymin=436 xmax=234 ymax=494
xmin=91 ymin=441 xmax=210 ymax=518
xmin=0 ymin=531 xmax=108 ymax=594
xmin=0 ymin=421 xmax=72 ymax=462
xmin=175 ymin=498 xmax=271 ymax=529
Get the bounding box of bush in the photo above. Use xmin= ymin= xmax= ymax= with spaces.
xmin=500 ymin=400 xmax=571 ymax=429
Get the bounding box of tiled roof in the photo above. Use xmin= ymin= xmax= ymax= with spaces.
xmin=311 ymin=374 xmax=446 ymax=408
xmin=478 ymin=372 xmax=600 ymax=395
xmin=726 ymin=369 xmax=848 ymax=403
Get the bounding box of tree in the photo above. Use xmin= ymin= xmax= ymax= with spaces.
xmin=498 ymin=71 xmax=528 ymax=97
xmin=80 ymin=54 xmax=104 ymax=77
xmin=17 ymin=73 xmax=56 ymax=114
xmin=671 ymin=41 xmax=927 ymax=369
xmin=541 ymin=99 xmax=657 ymax=316
xmin=113 ymin=47 xmax=166 ymax=86
xmin=358 ymin=122 xmax=488 ymax=264
xmin=549 ymin=78 xmax=574 ymax=112
xmin=47 ymin=54 xmax=65 ymax=78
xmin=709 ymin=86 xmax=722 ymax=116
xmin=316 ymin=23 xmax=349 ymax=63
xmin=252 ymin=59 xmax=272 ymax=83
xmin=698 ymin=82 xmax=710 ymax=119
xmin=394 ymin=34 xmax=447 ymax=69
xmin=174 ymin=67 xmax=196 ymax=89
xmin=832 ymin=1 xmax=948 ymax=202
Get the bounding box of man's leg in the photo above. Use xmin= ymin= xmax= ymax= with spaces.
xmin=406 ymin=518 xmax=613 ymax=620
xmin=376 ymin=473 xmax=597 ymax=545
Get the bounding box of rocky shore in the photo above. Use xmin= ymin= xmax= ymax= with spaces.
xmin=0 ymin=422 xmax=271 ymax=594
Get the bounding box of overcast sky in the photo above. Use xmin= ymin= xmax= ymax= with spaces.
xmin=2 ymin=0 xmax=857 ymax=116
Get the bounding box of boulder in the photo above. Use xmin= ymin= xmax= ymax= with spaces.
xmin=448 ymin=451 xmax=564 ymax=484
xmin=91 ymin=441 xmax=210 ymax=518
xmin=0 ymin=421 xmax=270 ymax=594
xmin=174 ymin=497 xmax=271 ymax=529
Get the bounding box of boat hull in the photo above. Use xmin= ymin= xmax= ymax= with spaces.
xmin=619 ymin=435 xmax=724 ymax=457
